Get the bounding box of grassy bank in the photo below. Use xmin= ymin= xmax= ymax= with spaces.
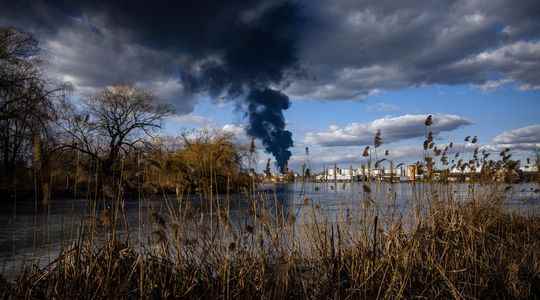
xmin=1 ymin=184 xmax=539 ymax=299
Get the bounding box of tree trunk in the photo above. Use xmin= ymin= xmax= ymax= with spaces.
xmin=32 ymin=132 xmax=50 ymax=205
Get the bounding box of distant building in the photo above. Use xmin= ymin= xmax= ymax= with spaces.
xmin=316 ymin=166 xmax=356 ymax=181
xmin=406 ymin=165 xmax=417 ymax=181
xmin=449 ymin=165 xmax=481 ymax=174
xmin=520 ymin=165 xmax=539 ymax=172
xmin=315 ymin=165 xmax=406 ymax=181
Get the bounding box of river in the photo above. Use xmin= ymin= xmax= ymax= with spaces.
xmin=1 ymin=181 xmax=539 ymax=277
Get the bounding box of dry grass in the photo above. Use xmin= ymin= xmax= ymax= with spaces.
xmin=1 ymin=185 xmax=539 ymax=299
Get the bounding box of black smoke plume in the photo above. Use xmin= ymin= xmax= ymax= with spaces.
xmin=246 ymin=89 xmax=293 ymax=173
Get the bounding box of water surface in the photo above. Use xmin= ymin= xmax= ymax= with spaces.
xmin=1 ymin=182 xmax=539 ymax=277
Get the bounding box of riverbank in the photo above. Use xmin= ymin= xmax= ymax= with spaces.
xmin=1 ymin=184 xmax=539 ymax=299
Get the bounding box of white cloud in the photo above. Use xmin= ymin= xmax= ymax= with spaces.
xmin=305 ymin=114 xmax=471 ymax=147
xmin=491 ymin=124 xmax=540 ymax=151
xmin=221 ymin=124 xmax=259 ymax=146
xmin=518 ymin=84 xmax=540 ymax=91
xmin=475 ymin=79 xmax=513 ymax=91
xmin=222 ymin=124 xmax=246 ymax=138
xmin=166 ymin=114 xmax=211 ymax=127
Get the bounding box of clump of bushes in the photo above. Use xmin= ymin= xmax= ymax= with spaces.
xmin=128 ymin=130 xmax=253 ymax=196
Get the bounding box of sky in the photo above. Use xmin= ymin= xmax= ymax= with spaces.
xmin=1 ymin=0 xmax=539 ymax=172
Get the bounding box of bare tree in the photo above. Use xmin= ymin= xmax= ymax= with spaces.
xmin=0 ymin=27 xmax=66 ymax=197
xmin=58 ymin=85 xmax=173 ymax=178
xmin=0 ymin=27 xmax=41 ymax=118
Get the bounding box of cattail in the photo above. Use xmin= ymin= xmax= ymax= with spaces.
xmin=362 ymin=146 xmax=370 ymax=157
xmin=416 ymin=162 xmax=425 ymax=175
xmin=441 ymin=155 xmax=448 ymax=165
xmin=424 ymin=115 xmax=433 ymax=126
xmin=427 ymin=131 xmax=433 ymax=142
xmin=374 ymin=130 xmax=382 ymax=148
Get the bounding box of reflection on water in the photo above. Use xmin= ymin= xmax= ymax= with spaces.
xmin=1 ymin=182 xmax=539 ymax=276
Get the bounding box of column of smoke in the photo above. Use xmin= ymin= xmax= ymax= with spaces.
xmin=179 ymin=1 xmax=302 ymax=174
xmin=246 ymin=88 xmax=293 ymax=173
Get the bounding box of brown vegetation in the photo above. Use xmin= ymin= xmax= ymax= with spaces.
xmin=1 ymin=185 xmax=539 ymax=299
xmin=128 ymin=131 xmax=253 ymax=196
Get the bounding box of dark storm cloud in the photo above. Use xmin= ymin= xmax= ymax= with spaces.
xmin=1 ymin=0 xmax=539 ymax=166
xmin=2 ymin=0 xmax=540 ymax=102
xmin=287 ymin=0 xmax=540 ymax=99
